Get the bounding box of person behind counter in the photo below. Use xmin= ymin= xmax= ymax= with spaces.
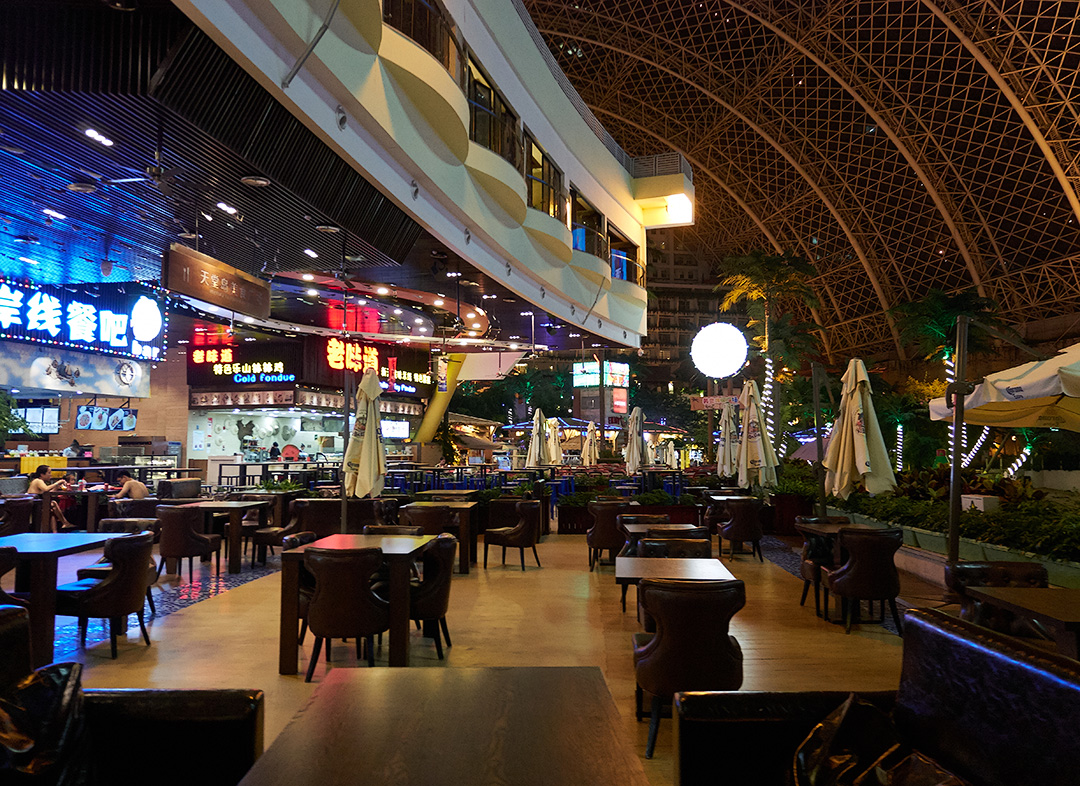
xmin=61 ymin=439 xmax=82 ymax=458
xmin=268 ymin=442 xmax=281 ymax=460
xmin=111 ymin=470 xmax=149 ymax=501
xmin=27 ymin=465 xmax=73 ymax=532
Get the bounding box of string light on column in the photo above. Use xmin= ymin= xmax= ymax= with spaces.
xmin=762 ymin=354 xmax=776 ymax=444
xmin=895 ymin=423 xmax=904 ymax=472
xmin=1004 ymin=445 xmax=1032 ymax=478
xmin=961 ymin=426 xmax=990 ymax=468
xmin=943 ymin=353 xmax=966 ymax=456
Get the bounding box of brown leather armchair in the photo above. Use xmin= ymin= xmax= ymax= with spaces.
xmin=303 ymin=547 xmax=389 ymax=681
xmin=284 ymin=498 xmax=390 ymax=540
xmin=409 ymin=534 xmax=457 ymax=659
xmin=107 ymin=498 xmax=161 ymax=518
xmin=617 ymin=513 xmax=671 ymax=556
xmin=156 ymin=478 xmax=204 ymax=499
xmin=719 ymin=499 xmax=764 ymax=562
xmin=156 ymin=505 xmax=222 ymax=582
xmin=0 ymin=496 xmax=35 ymax=537
xmin=401 ymin=505 xmax=457 ymax=536
xmin=362 ymin=525 xmax=424 ymax=535
xmin=794 ymin=516 xmax=849 ymax=616
xmin=586 ymin=501 xmax=627 ymax=569
xmin=0 ymin=547 xmax=27 ymax=609
xmin=633 ymin=578 xmax=745 ymax=758
xmin=822 ymin=527 xmax=903 ymax=633
xmin=484 ymin=500 xmax=542 ymax=571
xmin=637 ymin=538 xmax=712 ymax=558
xmin=76 ymin=534 xmax=159 ymax=617
xmin=55 ymin=532 xmax=155 ymax=659
xmin=945 ymin=560 xmax=1051 ymax=638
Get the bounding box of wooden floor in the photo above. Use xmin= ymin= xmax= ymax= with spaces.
xmin=4 ymin=532 xmax=914 ymax=785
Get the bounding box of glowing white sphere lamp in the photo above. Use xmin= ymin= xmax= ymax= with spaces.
xmin=690 ymin=322 xmax=748 ymax=378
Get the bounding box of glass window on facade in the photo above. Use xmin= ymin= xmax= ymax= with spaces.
xmin=571 ymin=190 xmax=607 ymax=259
xmin=468 ymin=58 xmax=521 ymax=169
xmin=608 ymin=226 xmax=642 ymax=286
xmin=524 ymin=133 xmax=566 ymax=223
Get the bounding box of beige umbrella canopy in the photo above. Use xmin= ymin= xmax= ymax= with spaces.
xmin=716 ymin=398 xmax=739 ymax=479
xmin=526 ymin=408 xmax=548 ymax=467
xmin=546 ymin=417 xmax=562 ymax=465
xmin=583 ymin=422 xmax=599 ymax=466
xmin=625 ymin=407 xmax=646 ymax=475
xmin=342 ymin=369 xmax=386 ymax=499
xmin=824 ymin=358 xmax=896 ymax=499
xmin=665 ymin=440 xmax=678 ymax=469
xmin=737 ymin=381 xmax=778 ymax=488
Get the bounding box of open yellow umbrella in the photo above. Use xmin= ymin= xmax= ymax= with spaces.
xmin=737 ymin=381 xmax=777 ymax=488
xmin=342 ymin=369 xmax=386 ymax=498
xmin=824 ymin=358 xmax=896 ymax=499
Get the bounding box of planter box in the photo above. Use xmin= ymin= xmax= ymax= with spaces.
xmin=626 ymin=504 xmax=702 ymax=526
xmin=555 ymin=505 xmax=592 ymax=535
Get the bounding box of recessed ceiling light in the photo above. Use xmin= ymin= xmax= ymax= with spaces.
xmin=302 ymin=273 xmax=314 ymax=281
xmin=216 ymin=202 xmax=237 ymax=215
xmin=315 ymin=225 xmax=340 ymax=233
xmin=84 ymin=128 xmax=113 ymax=146
xmin=10 ymin=389 xmax=20 ymax=394
xmin=414 ymin=317 xmax=423 ymax=324
xmin=306 ymin=288 xmax=318 ymax=296
xmin=356 ymin=298 xmax=367 ymax=305
xmin=471 ymin=322 xmax=481 ymax=328
xmin=376 ymin=287 xmax=390 ymax=295
xmin=243 ymin=316 xmax=255 ymax=324
xmin=419 ymin=327 xmax=428 ymax=333
xmin=201 ymin=212 xmax=213 ymax=221
xmin=466 ymin=312 xmax=476 ymax=318
xmin=240 ymin=175 xmax=271 ymax=187
xmin=433 ymin=299 xmax=444 ymax=306
xmin=17 ymin=256 xmax=39 ymax=265
xmin=303 ymin=249 xmax=318 ymax=258
xmin=393 ymin=309 xmax=403 ymax=315
xmin=509 ymin=343 xmax=518 ymax=349
xmin=468 ymin=331 xmax=477 ymax=337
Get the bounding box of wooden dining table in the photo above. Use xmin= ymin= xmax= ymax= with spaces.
xmin=278 ymin=534 xmax=437 ymax=672
xmin=175 ymin=500 xmax=270 ymax=574
xmin=401 ymin=500 xmax=477 ymax=573
xmin=0 ymin=532 xmax=117 ymax=666
xmin=615 ymin=556 xmax=736 ymax=611
xmin=793 ymin=517 xmax=878 ymax=565
xmin=239 ymin=666 xmax=649 ymax=785
xmin=619 ymin=522 xmax=699 ymax=556
xmin=967 ymin=586 xmax=1080 ymax=659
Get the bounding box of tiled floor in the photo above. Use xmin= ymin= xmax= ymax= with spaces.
xmin=4 ymin=532 xmax=917 ymax=785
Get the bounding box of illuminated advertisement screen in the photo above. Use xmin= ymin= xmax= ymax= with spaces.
xmin=75 ymin=405 xmax=138 ymax=431
xmin=13 ymin=407 xmax=60 ymax=435
xmin=611 ymin=387 xmax=628 ymax=414
xmin=0 ymin=281 xmax=166 ymax=361
xmin=380 ymin=420 xmax=411 ymax=439
xmin=187 ymin=342 xmax=302 ymax=387
xmin=572 ymin=361 xmax=630 ymax=388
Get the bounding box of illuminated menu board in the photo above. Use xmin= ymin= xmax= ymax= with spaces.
xmin=572 ymin=361 xmax=631 ymax=388
xmin=187 ymin=342 xmax=301 ymax=387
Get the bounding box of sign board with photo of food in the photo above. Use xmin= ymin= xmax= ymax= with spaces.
xmin=76 ymin=405 xmax=138 ymax=431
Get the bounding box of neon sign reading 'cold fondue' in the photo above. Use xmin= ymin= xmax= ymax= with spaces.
xmin=325 ymin=338 xmax=432 ymax=394
xmin=190 ymin=348 xmax=295 ymax=383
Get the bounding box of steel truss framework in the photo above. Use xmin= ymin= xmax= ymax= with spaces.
xmin=525 ymin=0 xmax=1080 ymax=360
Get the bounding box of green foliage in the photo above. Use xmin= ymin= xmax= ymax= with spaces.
xmin=772 ymin=461 xmax=819 ymax=499
xmin=0 ymin=391 xmax=35 ymax=444
xmin=890 ymin=288 xmax=1010 ymax=361
xmin=716 ymin=249 xmax=820 ymax=324
xmin=556 ymin=490 xmax=599 ymax=508
xmin=630 ymin=489 xmax=699 ymax=507
xmin=451 ymin=366 xmax=572 ymax=423
xmin=433 ymin=420 xmax=460 ymax=464
xmin=574 ymin=475 xmax=610 ymax=492
xmin=258 ymin=479 xmax=315 ymax=497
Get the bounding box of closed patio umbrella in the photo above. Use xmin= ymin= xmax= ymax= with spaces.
xmin=546 ymin=417 xmax=563 ymax=465
xmin=824 ymin=358 xmax=896 ymax=499
xmin=737 ymin=381 xmax=778 ymax=488
xmin=665 ymin=440 xmax=679 ymax=469
xmin=583 ymin=422 xmax=599 ymax=466
xmin=716 ymin=398 xmax=739 ymax=478
xmin=342 ymin=369 xmax=386 ymax=499
xmin=625 ymin=407 xmax=646 ymax=475
xmin=526 ymin=408 xmax=548 ymax=467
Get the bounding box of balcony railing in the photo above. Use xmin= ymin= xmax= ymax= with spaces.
xmin=610 ymin=249 xmax=646 ymax=287
xmin=383 ymin=0 xmax=466 ymax=88
xmin=527 ymin=178 xmax=568 ymax=224
xmin=469 ymin=100 xmax=524 ymax=171
xmin=572 ymin=223 xmax=608 ymax=260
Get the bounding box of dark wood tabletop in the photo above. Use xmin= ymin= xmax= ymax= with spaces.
xmin=414 ymin=489 xmax=477 ymax=498
xmin=616 ymin=556 xmax=736 ymax=583
xmin=176 ymin=500 xmax=270 ymax=510
xmin=0 ymin=532 xmax=117 ymax=666
xmin=622 ymin=522 xmax=698 ymax=535
xmin=402 ymin=502 xmax=478 ymax=572
xmin=177 ymin=500 xmax=270 ymax=573
xmin=239 ymin=667 xmax=649 ymax=786
xmin=279 ymin=534 xmax=438 ymax=670
xmin=793 ymin=519 xmax=877 ymax=537
xmin=967 ymin=587 xmax=1080 ymax=659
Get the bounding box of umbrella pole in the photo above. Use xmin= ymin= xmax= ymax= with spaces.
xmin=947 ymin=316 xmax=971 ymax=563
xmin=340 ymin=370 xmax=352 ymax=534
xmin=811 ymin=362 xmax=828 ymax=518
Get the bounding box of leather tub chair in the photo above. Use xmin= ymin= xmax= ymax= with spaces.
xmin=401 ymin=505 xmax=457 ymax=536
xmin=793 ymin=516 xmax=850 ymax=616
xmin=107 ymin=497 xmax=161 ymax=519
xmin=156 ymin=505 xmax=222 ymax=582
xmin=484 ymin=500 xmax=542 ymax=571
xmin=55 ymin=532 xmax=156 ymax=659
xmin=0 ymin=547 xmax=27 ymax=609
xmin=586 ymin=500 xmax=628 ymax=569
xmin=408 ymin=534 xmax=457 ymax=659
xmin=76 ymin=533 xmax=160 ymax=616
xmin=945 ymin=560 xmax=1051 ymax=639
xmin=633 ymin=578 xmax=745 ymax=758
xmin=156 ymin=478 xmax=204 ymax=501
xmin=617 ymin=513 xmax=672 ymax=556
xmin=822 ymin=527 xmax=903 ymax=633
xmin=637 ymin=538 xmax=712 ymax=559
xmin=303 ymin=547 xmax=389 ymax=681
xmin=0 ymin=496 xmax=35 ymax=537
xmin=719 ymin=499 xmax=764 ymax=562
xmin=285 ymin=498 xmax=389 ymax=540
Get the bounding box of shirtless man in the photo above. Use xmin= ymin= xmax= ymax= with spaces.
xmin=112 ymin=470 xmax=150 ymax=500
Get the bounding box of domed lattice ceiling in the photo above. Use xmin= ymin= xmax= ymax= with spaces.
xmin=524 ymin=0 xmax=1080 ymax=361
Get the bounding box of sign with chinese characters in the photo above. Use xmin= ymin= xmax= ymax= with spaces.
xmin=296 ymin=388 xmax=345 ymax=410
xmin=187 ymin=342 xmax=301 ymax=387
xmin=324 ymin=338 xmax=433 ymax=397
xmin=0 ymin=280 xmax=166 ymax=361
xmin=572 ymin=361 xmax=630 ymax=388
xmin=689 ymin=395 xmax=740 ymax=411
xmin=165 ymin=244 xmax=272 ymax=319
xmin=189 ymin=389 xmax=295 ymax=408
xmin=0 ymin=342 xmax=151 ymax=397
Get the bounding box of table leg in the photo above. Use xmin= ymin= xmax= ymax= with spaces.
xmin=387 ymin=556 xmax=411 ymax=667
xmin=37 ymin=491 xmax=51 ymax=533
xmin=620 ymin=582 xmax=629 ymax=612
xmin=86 ymin=491 xmax=100 ymax=533
xmin=458 ymin=510 xmax=470 ymax=575
xmin=28 ymin=556 xmax=59 ymax=668
xmin=228 ymin=510 xmax=243 ymax=574
xmin=278 ymin=559 xmax=299 ymax=675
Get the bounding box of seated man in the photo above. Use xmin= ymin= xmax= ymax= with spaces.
xmin=111 ymin=470 xmax=149 ymax=501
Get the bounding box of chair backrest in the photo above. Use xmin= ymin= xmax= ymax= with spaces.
xmin=646 ymin=526 xmax=709 ymax=540
xmin=362 ymin=524 xmax=424 ymax=536
xmin=637 ymin=538 xmax=712 ymax=558
xmin=0 ymin=547 xmax=27 ymax=610
xmin=157 ymin=478 xmax=203 ymax=499
xmin=830 ymin=527 xmax=903 ymax=599
xmin=0 ymin=477 xmax=29 ymax=496
xmin=0 ymin=604 xmax=31 ymax=694
xmin=156 ymin=505 xmax=206 ymax=556
xmin=635 ymin=579 xmax=745 ymax=696
xmin=304 ymin=547 xmax=388 ymax=638
xmin=720 ymin=500 xmax=763 ymax=542
xmin=413 ymin=534 xmax=458 ymax=618
xmin=587 ymin=501 xmax=627 ymax=550
xmin=487 ymin=498 xmax=525 ymax=530
xmin=0 ymin=496 xmax=35 ymax=537
xmin=401 ymin=506 xmax=453 ymax=536
xmin=81 ymin=533 xmax=156 ymax=617
xmin=108 ymin=497 xmax=161 ymax=518
xmin=286 ymin=498 xmax=387 ymax=539
xmin=516 ymin=500 xmax=542 ymax=544
xmin=895 ymin=608 xmax=1080 ymax=786
xmin=617 ymin=513 xmax=670 ymax=530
